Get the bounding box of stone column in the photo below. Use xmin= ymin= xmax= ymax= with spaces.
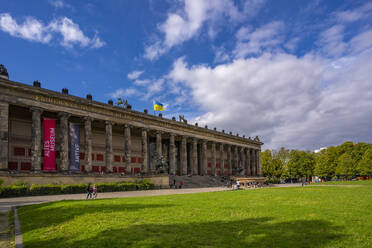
xmin=233 ymin=146 xmax=239 ymax=176
xmin=192 ymin=138 xmax=198 ymax=175
xmin=251 ymin=149 xmax=256 ymax=176
xmin=211 ymin=142 xmax=216 ymax=176
xmin=219 ymin=143 xmax=224 ymax=176
xmin=124 ymin=124 xmax=131 ymax=172
xmin=169 ymin=133 xmax=176 ymax=175
xmin=105 ymin=121 xmax=113 ymax=172
xmin=156 ymin=131 xmax=162 ymax=157
xmin=31 ymin=107 xmax=43 ymax=171
xmin=0 ymin=102 xmax=9 ymax=170
xmin=141 ymin=128 xmax=148 ymax=174
xmin=201 ymin=140 xmax=207 ymax=175
xmin=153 ymin=131 xmax=162 ymax=173
xmin=240 ymin=147 xmax=245 ymax=176
xmin=257 ymin=149 xmax=262 ymax=176
xmin=227 ymin=144 xmax=232 ymax=176
xmin=84 ymin=117 xmax=92 ymax=172
xmin=246 ymin=148 xmax=251 ymax=176
xmin=181 ymin=136 xmax=187 ymax=175
xmin=58 ymin=112 xmax=70 ymax=172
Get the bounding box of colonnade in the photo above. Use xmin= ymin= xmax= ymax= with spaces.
xmin=0 ymin=102 xmax=262 ymax=177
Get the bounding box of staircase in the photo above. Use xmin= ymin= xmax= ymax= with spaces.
xmin=169 ymin=175 xmax=229 ymax=188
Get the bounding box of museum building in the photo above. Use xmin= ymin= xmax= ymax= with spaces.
xmin=0 ymin=65 xmax=262 ymax=184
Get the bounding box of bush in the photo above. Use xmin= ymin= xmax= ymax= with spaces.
xmin=0 ymin=185 xmax=28 ymax=197
xmin=265 ymin=178 xmax=281 ymax=184
xmin=0 ymin=180 xmax=155 ymax=198
xmin=61 ymin=184 xmax=86 ymax=194
xmin=29 ymin=184 xmax=62 ymax=196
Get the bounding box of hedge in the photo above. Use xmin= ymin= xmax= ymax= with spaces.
xmin=0 ymin=180 xmax=155 ymax=198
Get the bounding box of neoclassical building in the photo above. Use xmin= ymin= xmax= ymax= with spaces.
xmin=0 ymin=65 xmax=262 ymax=185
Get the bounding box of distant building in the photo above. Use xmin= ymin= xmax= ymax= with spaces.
xmin=314 ymin=147 xmax=327 ymax=153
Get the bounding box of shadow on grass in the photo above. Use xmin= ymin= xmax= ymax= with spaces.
xmin=19 ymin=200 xmax=175 ymax=233
xmin=24 ymin=217 xmax=346 ymax=248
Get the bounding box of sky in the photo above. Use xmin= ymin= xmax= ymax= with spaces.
xmin=1 ymin=0 xmax=372 ymax=151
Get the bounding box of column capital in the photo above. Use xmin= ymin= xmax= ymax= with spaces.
xmin=156 ymin=130 xmax=163 ymax=135
xmin=83 ymin=116 xmax=93 ymax=122
xmin=58 ymin=111 xmax=70 ymax=118
xmin=124 ymin=124 xmax=132 ymax=128
xmin=141 ymin=127 xmax=149 ymax=132
xmin=30 ymin=106 xmax=44 ymax=113
xmin=105 ymin=120 xmax=112 ymax=125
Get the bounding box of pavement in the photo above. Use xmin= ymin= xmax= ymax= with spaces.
xmin=0 ymin=187 xmax=231 ymax=211
xmin=0 ymin=183 xmax=308 ymax=211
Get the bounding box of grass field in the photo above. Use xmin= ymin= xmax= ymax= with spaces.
xmin=18 ymin=181 xmax=372 ymax=248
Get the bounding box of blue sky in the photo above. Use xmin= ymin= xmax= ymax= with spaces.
xmin=1 ymin=0 xmax=372 ymax=150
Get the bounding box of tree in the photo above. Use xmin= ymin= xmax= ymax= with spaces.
xmin=286 ymin=150 xmax=303 ymax=180
xmin=335 ymin=153 xmax=356 ymax=178
xmin=261 ymin=150 xmax=273 ymax=177
xmin=358 ymin=148 xmax=372 ymax=176
xmin=299 ymin=151 xmax=316 ymax=180
xmin=314 ymin=147 xmax=338 ymax=179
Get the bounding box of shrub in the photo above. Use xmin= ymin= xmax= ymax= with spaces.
xmin=61 ymin=184 xmax=86 ymax=194
xmin=0 ymin=185 xmax=28 ymax=197
xmin=0 ymin=180 xmax=155 ymax=198
xmin=29 ymin=184 xmax=61 ymax=196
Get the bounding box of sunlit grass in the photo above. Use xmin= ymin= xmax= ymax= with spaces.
xmin=19 ymin=181 xmax=372 ymax=248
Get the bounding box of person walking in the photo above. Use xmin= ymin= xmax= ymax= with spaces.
xmin=86 ymin=183 xmax=92 ymax=199
xmin=179 ymin=181 xmax=183 ymax=189
xmin=92 ymin=184 xmax=97 ymax=199
xmin=236 ymin=180 xmax=241 ymax=189
xmin=302 ymin=177 xmax=306 ymax=187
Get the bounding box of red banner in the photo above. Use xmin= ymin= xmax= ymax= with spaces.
xmin=43 ymin=118 xmax=56 ymax=171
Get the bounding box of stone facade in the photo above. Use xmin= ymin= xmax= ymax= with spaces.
xmin=0 ymin=77 xmax=263 ymax=178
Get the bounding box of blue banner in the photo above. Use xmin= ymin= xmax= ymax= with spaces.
xmin=69 ymin=123 xmax=80 ymax=171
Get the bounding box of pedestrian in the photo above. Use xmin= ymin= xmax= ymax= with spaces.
xmin=236 ymin=180 xmax=241 ymax=189
xmin=179 ymin=181 xmax=183 ymax=189
xmin=92 ymin=184 xmax=97 ymax=199
xmin=302 ymin=177 xmax=306 ymax=187
xmin=173 ymin=179 xmax=176 ymax=189
xmin=86 ymin=183 xmax=92 ymax=199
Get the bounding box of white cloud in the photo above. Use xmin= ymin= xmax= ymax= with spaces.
xmin=127 ymin=70 xmax=144 ymax=80
xmin=166 ymin=41 xmax=372 ymax=150
xmin=134 ymin=79 xmax=151 ymax=86
xmin=144 ymin=0 xmax=266 ymax=60
xmin=233 ymin=21 xmax=285 ymax=58
xmin=0 ymin=13 xmax=52 ymax=43
xmin=107 ymin=88 xmax=138 ymax=99
xmin=143 ymin=79 xmax=164 ymax=100
xmin=49 ymin=0 xmax=72 ymax=9
xmin=284 ymin=37 xmax=300 ymax=52
xmin=0 ymin=13 xmax=104 ymax=49
xmin=213 ymin=46 xmax=231 ymax=63
xmin=348 ymin=29 xmax=372 ymax=54
xmin=91 ymin=35 xmax=105 ymax=48
xmin=319 ymin=25 xmax=346 ymax=57
xmin=334 ymin=2 xmax=372 ymax=23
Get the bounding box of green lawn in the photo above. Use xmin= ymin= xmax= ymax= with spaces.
xmin=18 ymin=182 xmax=372 ymax=248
